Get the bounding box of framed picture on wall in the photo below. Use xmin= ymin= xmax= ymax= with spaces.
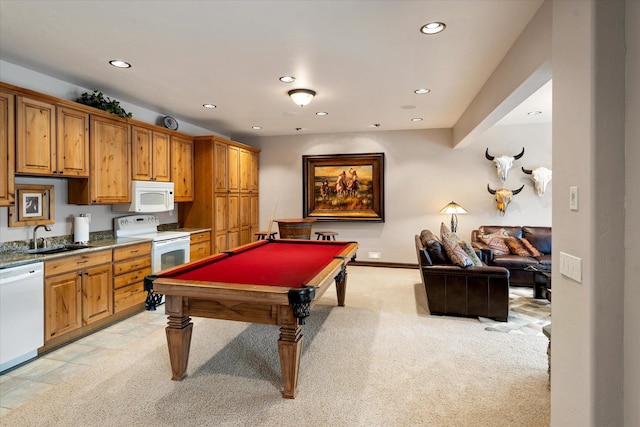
xmin=302 ymin=152 xmax=385 ymax=222
xmin=9 ymin=184 xmax=55 ymax=227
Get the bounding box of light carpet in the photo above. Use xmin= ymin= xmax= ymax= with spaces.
xmin=479 ymin=287 xmax=551 ymax=336
xmin=0 ymin=266 xmax=550 ymax=427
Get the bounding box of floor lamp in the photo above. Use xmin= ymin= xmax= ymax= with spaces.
xmin=440 ymin=201 xmax=467 ymax=233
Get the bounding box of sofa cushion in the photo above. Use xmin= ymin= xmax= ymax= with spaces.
xmin=479 ymin=225 xmax=523 ymax=238
xmin=478 ymin=229 xmax=510 ymax=255
xmin=522 ymin=226 xmax=552 ymax=254
xmin=519 ymin=238 xmax=542 ymax=257
xmin=441 ymin=232 xmax=474 ymax=267
xmin=491 ymin=254 xmax=540 ymax=269
xmin=420 ymin=230 xmax=450 ymax=265
xmin=504 ymin=237 xmax=542 ymax=257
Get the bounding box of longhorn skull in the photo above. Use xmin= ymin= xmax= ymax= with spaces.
xmin=522 ymin=166 xmax=552 ymax=196
xmin=485 ymin=147 xmax=525 ymax=183
xmin=487 ymin=184 xmax=525 ymax=216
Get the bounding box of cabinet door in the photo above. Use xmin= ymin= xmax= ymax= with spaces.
xmin=171 ymin=136 xmax=194 ymax=202
xmin=45 ymin=272 xmax=82 ymax=341
xmin=249 ymin=150 xmax=259 ymax=193
xmin=0 ymin=90 xmax=14 ymax=206
xmin=57 ymin=106 xmax=90 ymax=177
xmin=227 ymin=145 xmax=240 ymax=193
xmin=131 ymin=125 xmax=153 ymax=181
xmin=82 ymin=264 xmax=113 ymax=325
xmin=214 ymin=141 xmax=228 ymax=192
xmin=90 ymin=115 xmax=130 ymax=203
xmin=239 ymin=149 xmax=252 ymax=192
xmin=152 ymin=131 xmax=171 ymax=182
xmin=214 ymin=193 xmax=228 ymax=253
xmin=16 ymin=96 xmax=56 ymax=175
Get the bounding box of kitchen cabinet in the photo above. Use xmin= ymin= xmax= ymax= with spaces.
xmin=131 ymin=125 xmax=171 ymax=182
xmin=44 ymin=250 xmax=113 ymax=342
xmin=180 ymin=135 xmax=260 ymax=254
xmin=171 ymin=135 xmax=194 ymax=202
xmin=15 ymin=96 xmax=90 ymax=177
xmin=189 ymin=231 xmax=211 ymax=262
xmin=0 ymin=90 xmax=14 ymax=206
xmin=112 ymin=242 xmax=151 ymax=313
xmin=68 ymin=115 xmax=130 ymax=204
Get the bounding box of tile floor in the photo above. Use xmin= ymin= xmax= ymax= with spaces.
xmin=0 ymin=308 xmax=168 ymax=418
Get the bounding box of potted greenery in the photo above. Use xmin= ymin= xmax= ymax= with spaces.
xmin=76 ymin=90 xmax=132 ymax=119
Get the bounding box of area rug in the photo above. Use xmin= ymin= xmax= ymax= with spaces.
xmin=479 ymin=287 xmax=551 ymax=336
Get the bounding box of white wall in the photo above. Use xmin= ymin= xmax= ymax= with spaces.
xmin=244 ymin=122 xmax=551 ymax=264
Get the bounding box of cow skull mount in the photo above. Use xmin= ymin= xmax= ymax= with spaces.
xmin=487 ymin=184 xmax=525 ymax=216
xmin=485 ymin=147 xmax=525 ymax=183
xmin=522 ymin=166 xmax=552 ymax=197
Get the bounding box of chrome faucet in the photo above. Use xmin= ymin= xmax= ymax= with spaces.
xmin=33 ymin=225 xmax=52 ymax=250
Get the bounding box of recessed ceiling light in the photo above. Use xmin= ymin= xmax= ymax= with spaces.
xmin=109 ymin=60 xmax=131 ymax=68
xmin=411 ymin=118 xmax=423 ymax=122
xmin=371 ymin=123 xmax=381 ymax=128
xmin=252 ymin=126 xmax=262 ymax=130
xmin=420 ymin=22 xmax=446 ymax=35
xmin=316 ymin=112 xmax=328 ymax=116
xmin=527 ymin=111 xmax=542 ymax=115
xmin=295 ymin=127 xmax=303 ymax=131
xmin=279 ymin=76 xmax=296 ymax=83
xmin=202 ymin=104 xmax=217 ymax=109
xmin=414 ymin=88 xmax=431 ymax=94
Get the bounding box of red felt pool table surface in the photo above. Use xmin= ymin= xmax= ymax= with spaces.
xmin=161 ymin=239 xmax=353 ymax=288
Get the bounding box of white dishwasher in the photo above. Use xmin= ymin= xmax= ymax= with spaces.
xmin=0 ymin=262 xmax=44 ymax=372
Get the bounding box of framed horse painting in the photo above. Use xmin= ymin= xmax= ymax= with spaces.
xmin=302 ymin=153 xmax=385 ymax=221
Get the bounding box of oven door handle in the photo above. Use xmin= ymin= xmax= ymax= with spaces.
xmin=153 ymin=237 xmax=190 ymax=248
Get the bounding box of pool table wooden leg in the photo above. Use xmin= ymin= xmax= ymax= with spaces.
xmin=278 ymin=322 xmax=303 ymax=399
xmin=335 ymin=268 xmax=348 ymax=307
xmin=165 ymin=295 xmax=193 ymax=381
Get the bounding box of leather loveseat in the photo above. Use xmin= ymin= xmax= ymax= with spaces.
xmin=415 ymin=230 xmax=510 ymax=322
xmin=470 ymin=226 xmax=551 ymax=287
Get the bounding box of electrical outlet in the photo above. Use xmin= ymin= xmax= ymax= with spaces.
xmin=368 ymin=251 xmax=381 ymax=259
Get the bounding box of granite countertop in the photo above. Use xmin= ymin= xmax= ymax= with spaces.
xmin=0 ymin=237 xmax=152 ymax=270
xmin=174 ymin=228 xmax=211 ymax=234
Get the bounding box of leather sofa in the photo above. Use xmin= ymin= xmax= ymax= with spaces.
xmin=415 ymin=230 xmax=510 ymax=322
xmin=470 ymin=226 xmax=551 ymax=286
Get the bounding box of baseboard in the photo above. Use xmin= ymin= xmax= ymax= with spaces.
xmin=351 ymin=260 xmax=418 ymax=269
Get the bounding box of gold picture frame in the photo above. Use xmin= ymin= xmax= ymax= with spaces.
xmin=9 ymin=184 xmax=55 ymax=227
xmin=303 ymin=153 xmax=385 ymax=221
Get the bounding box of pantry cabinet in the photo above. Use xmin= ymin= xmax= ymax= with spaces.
xmin=0 ymin=90 xmax=14 ymax=206
xmin=171 ymin=135 xmax=194 ymax=202
xmin=180 ymin=135 xmax=259 ymax=254
xmin=131 ymin=125 xmax=171 ymax=182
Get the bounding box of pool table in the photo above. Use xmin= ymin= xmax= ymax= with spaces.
xmin=144 ymin=238 xmax=358 ymax=398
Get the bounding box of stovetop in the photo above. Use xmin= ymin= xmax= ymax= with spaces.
xmin=114 ymin=215 xmax=189 ymax=241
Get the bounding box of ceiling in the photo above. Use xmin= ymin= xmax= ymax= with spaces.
xmin=0 ymin=0 xmax=548 ymax=139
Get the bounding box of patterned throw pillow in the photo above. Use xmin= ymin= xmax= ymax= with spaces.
xmin=458 ymin=240 xmax=483 ymax=266
xmin=519 ymin=238 xmax=542 ymax=257
xmin=441 ymin=232 xmax=474 ymax=267
xmin=479 ymin=229 xmax=510 ymax=255
xmin=504 ymin=237 xmax=530 ymax=256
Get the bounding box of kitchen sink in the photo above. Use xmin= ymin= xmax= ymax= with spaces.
xmin=25 ymin=244 xmax=91 ymax=255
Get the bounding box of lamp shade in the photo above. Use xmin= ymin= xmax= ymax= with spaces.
xmin=288 ymin=89 xmax=316 ymax=107
xmin=439 ymin=201 xmax=467 ymax=215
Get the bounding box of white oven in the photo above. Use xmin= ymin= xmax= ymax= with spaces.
xmin=114 ymin=215 xmax=190 ymax=273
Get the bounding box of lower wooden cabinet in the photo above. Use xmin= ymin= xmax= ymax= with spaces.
xmin=44 ymin=250 xmax=113 ymax=342
xmin=112 ymin=242 xmax=151 ymax=313
xmin=189 ymin=231 xmax=211 ymax=262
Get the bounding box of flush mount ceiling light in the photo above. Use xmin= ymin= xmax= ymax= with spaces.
xmin=280 ymin=76 xmax=296 ymax=83
xmin=202 ymin=104 xmax=217 ymax=109
xmin=420 ymin=22 xmax=446 ymax=35
xmin=109 ymin=59 xmax=131 ymax=68
xmin=414 ymin=88 xmax=431 ymax=94
xmin=288 ymin=89 xmax=316 ymax=107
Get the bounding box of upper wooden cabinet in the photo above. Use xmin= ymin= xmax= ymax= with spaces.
xmin=131 ymin=125 xmax=171 ymax=182
xmin=0 ymin=90 xmax=15 ymax=206
xmin=68 ymin=115 xmax=131 ymax=204
xmin=171 ymin=135 xmax=194 ymax=202
xmin=15 ymin=96 xmax=90 ymax=177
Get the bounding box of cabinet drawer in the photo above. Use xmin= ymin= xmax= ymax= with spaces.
xmin=190 ymin=241 xmax=210 ymax=262
xmin=113 ymin=242 xmax=151 ymax=261
xmin=114 ymin=282 xmax=146 ymax=313
xmin=113 ymin=257 xmax=151 ymax=276
xmin=191 ymin=231 xmax=210 ymax=244
xmin=45 ymin=250 xmax=112 ymax=277
xmin=113 ymin=266 xmax=151 ymax=289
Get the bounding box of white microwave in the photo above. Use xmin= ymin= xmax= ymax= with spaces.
xmin=112 ymin=181 xmax=175 ymax=213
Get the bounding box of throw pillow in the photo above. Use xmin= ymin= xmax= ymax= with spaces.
xmin=458 ymin=240 xmax=483 ymax=266
xmin=504 ymin=237 xmax=530 ymax=256
xmin=420 ymin=230 xmax=450 ymax=264
xmin=519 ymin=237 xmax=542 ymax=257
xmin=479 ymin=229 xmax=510 ymax=255
xmin=441 ymin=232 xmax=473 ymax=267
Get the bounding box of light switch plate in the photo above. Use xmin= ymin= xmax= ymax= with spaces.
xmin=569 ymin=186 xmax=579 ymax=211
xmin=560 ymin=252 xmax=582 ymax=282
